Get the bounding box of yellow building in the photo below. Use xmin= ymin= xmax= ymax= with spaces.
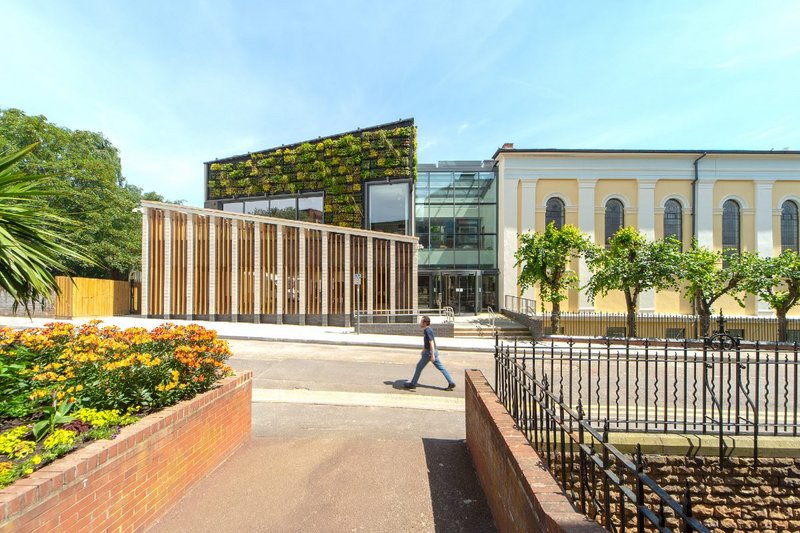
xmin=495 ymin=147 xmax=800 ymax=317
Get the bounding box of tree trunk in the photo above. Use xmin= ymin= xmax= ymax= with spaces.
xmin=625 ymin=290 xmax=636 ymax=338
xmin=777 ymin=309 xmax=788 ymax=343
xmin=697 ymin=298 xmax=712 ymax=338
xmin=550 ymin=300 xmax=561 ymax=334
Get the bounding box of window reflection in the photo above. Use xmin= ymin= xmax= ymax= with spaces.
xmin=368 ymin=182 xmax=409 ymax=234
xmin=298 ymin=195 xmax=324 ymax=223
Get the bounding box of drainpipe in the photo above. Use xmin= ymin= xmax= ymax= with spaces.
xmin=691 ymin=152 xmax=707 ymax=324
xmin=691 ymin=152 xmax=707 ymax=245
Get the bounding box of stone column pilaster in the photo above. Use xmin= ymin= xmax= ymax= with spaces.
xmin=756 ymin=181 xmax=776 ymax=316
xmin=578 ymin=179 xmax=597 ymax=311
xmin=638 ymin=179 xmax=658 ymax=313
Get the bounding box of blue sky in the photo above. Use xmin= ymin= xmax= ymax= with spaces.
xmin=4 ymin=1 xmax=799 ymax=206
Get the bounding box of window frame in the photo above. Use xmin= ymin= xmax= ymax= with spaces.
xmin=604 ymin=198 xmax=625 ymax=245
xmin=544 ymin=197 xmax=566 ymax=229
xmin=663 ymin=198 xmax=683 ymax=245
xmin=781 ymin=199 xmax=799 ymax=253
xmin=722 ymin=199 xmax=741 ymax=258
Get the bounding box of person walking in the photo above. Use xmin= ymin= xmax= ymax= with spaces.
xmin=404 ymin=315 xmax=456 ymax=391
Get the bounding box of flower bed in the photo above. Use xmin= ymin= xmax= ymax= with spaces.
xmin=0 ymin=321 xmax=232 ymax=490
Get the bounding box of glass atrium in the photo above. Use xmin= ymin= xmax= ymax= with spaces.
xmin=415 ymin=161 xmax=498 ymax=313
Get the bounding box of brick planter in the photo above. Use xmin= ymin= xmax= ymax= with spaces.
xmin=0 ymin=371 xmax=252 ymax=532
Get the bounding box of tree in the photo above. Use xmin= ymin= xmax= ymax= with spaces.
xmin=584 ymin=227 xmax=681 ymax=337
xmin=680 ymin=244 xmax=747 ymax=337
xmin=0 ymin=144 xmax=92 ymax=310
xmin=739 ymin=250 xmax=800 ymax=342
xmin=515 ymin=223 xmax=590 ymax=333
xmin=0 ymin=108 xmax=169 ymax=279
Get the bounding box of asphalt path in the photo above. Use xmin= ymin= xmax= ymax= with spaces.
xmin=148 ymin=341 xmax=498 ymax=533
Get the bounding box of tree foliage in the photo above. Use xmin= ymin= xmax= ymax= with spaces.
xmin=739 ymin=250 xmax=800 ymax=341
xmin=0 ymin=108 xmax=168 ymax=279
xmin=679 ymin=244 xmax=747 ymax=336
xmin=584 ymin=227 xmax=681 ymax=337
xmin=0 ymin=144 xmax=93 ymax=311
xmin=515 ymin=223 xmax=590 ymax=332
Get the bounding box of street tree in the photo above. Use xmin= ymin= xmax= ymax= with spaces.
xmin=679 ymin=244 xmax=747 ymax=337
xmin=739 ymin=250 xmax=800 ymax=342
xmin=0 ymin=108 xmax=171 ymax=279
xmin=584 ymin=227 xmax=681 ymax=337
xmin=515 ymin=223 xmax=590 ymax=333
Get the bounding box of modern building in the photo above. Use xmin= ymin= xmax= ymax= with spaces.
xmin=157 ymin=117 xmax=800 ymax=320
xmin=495 ymin=147 xmax=800 ymax=316
xmin=416 ymin=161 xmax=498 ymax=314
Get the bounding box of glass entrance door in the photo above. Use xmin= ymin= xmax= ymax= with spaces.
xmin=443 ymin=272 xmax=477 ymax=314
xmin=420 ymin=271 xmax=482 ymax=315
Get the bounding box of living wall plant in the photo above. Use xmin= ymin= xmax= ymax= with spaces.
xmin=207 ymin=120 xmax=416 ymax=228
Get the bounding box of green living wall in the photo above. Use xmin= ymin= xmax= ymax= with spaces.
xmin=206 ymin=119 xmax=416 ymax=228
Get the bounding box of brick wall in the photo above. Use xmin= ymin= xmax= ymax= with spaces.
xmin=465 ymin=370 xmax=603 ymax=533
xmin=0 ymin=290 xmax=54 ymax=318
xmin=357 ymin=322 xmax=454 ymax=337
xmin=0 ymin=372 xmax=252 ymax=532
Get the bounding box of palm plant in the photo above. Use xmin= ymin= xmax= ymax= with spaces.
xmin=0 ymin=143 xmax=93 ymax=312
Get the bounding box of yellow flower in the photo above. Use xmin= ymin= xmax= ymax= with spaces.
xmin=31 ymin=455 xmax=42 ymax=465
xmin=24 ymin=468 xmax=33 ymax=475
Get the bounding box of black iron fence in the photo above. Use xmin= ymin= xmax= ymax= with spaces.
xmin=536 ymin=310 xmax=800 ymax=343
xmin=495 ymin=340 xmax=709 ymax=532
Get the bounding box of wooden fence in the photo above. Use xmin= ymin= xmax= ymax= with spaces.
xmin=54 ymin=276 xmax=132 ymax=318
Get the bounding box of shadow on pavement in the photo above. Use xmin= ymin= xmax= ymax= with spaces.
xmin=422 ymin=438 xmax=496 ymax=532
xmin=383 ymin=379 xmax=449 ymax=391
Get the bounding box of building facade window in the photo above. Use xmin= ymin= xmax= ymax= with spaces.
xmin=366 ymin=181 xmax=411 ymax=235
xmin=722 ymin=199 xmax=741 ymax=256
xmin=220 ymin=193 xmax=324 ymax=223
xmin=782 ymin=200 xmax=799 ymax=253
xmin=545 ymin=197 xmax=566 ymax=229
xmin=663 ymin=199 xmax=683 ymax=244
xmin=604 ymin=198 xmax=624 ymax=244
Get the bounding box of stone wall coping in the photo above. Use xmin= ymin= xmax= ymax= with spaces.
xmin=0 ymin=371 xmax=253 ymax=523
xmin=606 ymin=432 xmax=800 ymax=458
xmin=466 ymin=369 xmax=604 ymax=532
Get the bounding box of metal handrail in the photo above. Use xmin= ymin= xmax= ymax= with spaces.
xmin=487 ymin=306 xmax=496 ymax=333
xmin=494 ymin=339 xmax=709 ymax=532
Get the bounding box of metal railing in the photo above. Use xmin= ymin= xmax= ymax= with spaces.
xmin=533 ymin=310 xmax=800 ymax=343
xmin=495 ymin=339 xmax=709 ymax=532
xmin=503 ymin=316 xmax=800 ymax=462
xmin=504 ymin=294 xmax=536 ymax=316
xmin=487 ymin=306 xmax=496 ymax=334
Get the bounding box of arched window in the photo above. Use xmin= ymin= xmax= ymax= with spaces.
xmin=663 ymin=199 xmax=683 ymax=244
xmin=722 ymin=199 xmax=741 ymax=255
xmin=544 ymin=197 xmax=565 ymax=229
xmin=782 ymin=200 xmax=799 ymax=252
xmin=604 ymin=198 xmax=624 ymax=244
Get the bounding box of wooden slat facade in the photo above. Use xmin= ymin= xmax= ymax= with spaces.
xmin=141 ymin=201 xmax=418 ymax=325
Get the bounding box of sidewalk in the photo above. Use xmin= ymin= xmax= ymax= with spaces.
xmin=0 ymin=315 xmax=497 ymax=352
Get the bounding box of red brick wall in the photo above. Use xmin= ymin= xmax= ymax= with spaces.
xmin=0 ymin=372 xmax=252 ymax=532
xmin=465 ymin=370 xmax=602 ymax=533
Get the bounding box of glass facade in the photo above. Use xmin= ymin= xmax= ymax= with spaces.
xmin=220 ymin=193 xmax=324 ymax=223
xmin=416 ymin=162 xmax=498 ymax=312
